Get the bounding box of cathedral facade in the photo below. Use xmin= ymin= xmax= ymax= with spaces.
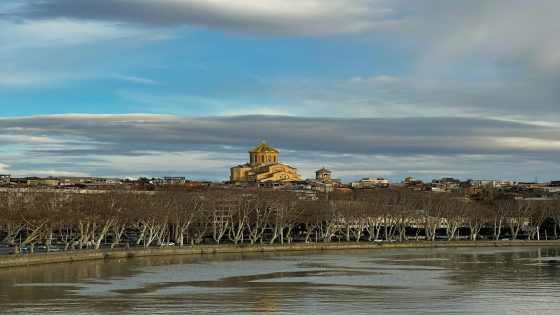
xmin=230 ymin=142 xmax=301 ymax=183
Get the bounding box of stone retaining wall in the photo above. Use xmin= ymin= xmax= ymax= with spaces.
xmin=1 ymin=240 xmax=559 ymax=268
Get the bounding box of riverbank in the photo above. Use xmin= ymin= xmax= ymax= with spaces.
xmin=2 ymin=240 xmax=560 ymax=268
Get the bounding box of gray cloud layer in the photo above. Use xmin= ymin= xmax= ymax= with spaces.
xmin=1 ymin=114 xmax=559 ymax=181
xmin=1 ymin=114 xmax=559 ymax=155
xmin=11 ymin=0 xmax=393 ymax=36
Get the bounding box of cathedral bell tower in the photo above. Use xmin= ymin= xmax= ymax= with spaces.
xmin=249 ymin=141 xmax=279 ymax=165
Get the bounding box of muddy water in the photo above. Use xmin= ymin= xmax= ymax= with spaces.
xmin=1 ymin=246 xmax=559 ymax=314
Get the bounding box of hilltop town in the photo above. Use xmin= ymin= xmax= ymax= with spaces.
xmin=1 ymin=141 xmax=559 ymax=200
xmin=2 ymin=145 xmax=560 ymax=256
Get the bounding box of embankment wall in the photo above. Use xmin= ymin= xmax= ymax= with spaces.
xmin=1 ymin=240 xmax=559 ymax=268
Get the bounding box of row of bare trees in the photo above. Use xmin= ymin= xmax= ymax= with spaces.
xmin=1 ymin=189 xmax=559 ymax=253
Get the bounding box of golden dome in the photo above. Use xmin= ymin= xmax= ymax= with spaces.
xmin=248 ymin=141 xmax=279 ymax=153
xmin=316 ymin=167 xmax=332 ymax=174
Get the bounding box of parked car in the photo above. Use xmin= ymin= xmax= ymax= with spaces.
xmin=49 ymin=246 xmax=63 ymax=252
xmin=160 ymin=242 xmax=175 ymax=246
xmin=37 ymin=245 xmax=63 ymax=252
xmin=9 ymin=246 xmax=30 ymax=254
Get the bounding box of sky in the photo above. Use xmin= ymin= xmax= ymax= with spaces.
xmin=1 ymin=0 xmax=560 ymax=182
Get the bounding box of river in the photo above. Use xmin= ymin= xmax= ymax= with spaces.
xmin=0 ymin=246 xmax=559 ymax=314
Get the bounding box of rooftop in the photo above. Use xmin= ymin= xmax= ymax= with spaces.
xmin=248 ymin=141 xmax=279 ymax=153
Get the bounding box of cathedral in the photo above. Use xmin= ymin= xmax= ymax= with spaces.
xmin=230 ymin=141 xmax=301 ymax=183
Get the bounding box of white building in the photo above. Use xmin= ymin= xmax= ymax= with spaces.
xmin=468 ymin=179 xmax=513 ymax=188
xmin=0 ymin=175 xmax=10 ymax=184
xmin=351 ymin=178 xmax=389 ymax=188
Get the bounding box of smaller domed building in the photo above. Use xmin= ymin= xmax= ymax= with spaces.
xmin=315 ymin=167 xmax=332 ymax=181
xmin=308 ymin=167 xmax=342 ymax=192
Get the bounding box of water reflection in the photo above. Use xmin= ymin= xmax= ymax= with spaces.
xmin=1 ymin=247 xmax=559 ymax=314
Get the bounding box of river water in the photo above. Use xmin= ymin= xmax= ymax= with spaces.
xmin=1 ymin=246 xmax=559 ymax=314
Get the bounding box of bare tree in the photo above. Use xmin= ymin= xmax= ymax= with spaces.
xmin=18 ymin=193 xmax=54 ymax=253
xmin=550 ymin=200 xmax=560 ymax=239
xmin=363 ymin=197 xmax=384 ymax=241
xmin=168 ymin=191 xmax=204 ymax=246
xmin=228 ymin=196 xmax=247 ymax=245
xmin=209 ymin=192 xmax=231 ymax=245
xmin=442 ymin=197 xmax=467 ymax=241
xmin=317 ymin=200 xmax=343 ymax=243
xmin=246 ymin=191 xmax=274 ymax=244
xmin=0 ymin=192 xmax=26 ymax=244
xmin=489 ymin=201 xmax=508 ymax=240
xmin=391 ymin=190 xmax=416 ymax=242
xmin=464 ymin=202 xmax=488 ymax=241
xmin=420 ymin=194 xmax=445 ymax=241
xmin=134 ymin=194 xmax=170 ymax=247
xmin=527 ymin=201 xmax=549 ymax=240
xmin=507 ymin=200 xmax=532 ymax=240
xmin=269 ymin=192 xmax=300 ymax=244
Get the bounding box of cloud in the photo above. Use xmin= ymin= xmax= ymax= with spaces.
xmin=0 ymin=163 xmax=10 ymax=174
xmin=1 ymin=114 xmax=560 ymax=181
xmin=0 ymin=70 xmax=159 ymax=88
xmin=9 ymin=0 xmax=560 ymax=70
xmin=0 ymin=19 xmax=136 ymax=50
xmin=2 ymin=114 xmax=559 ymax=156
xmin=0 ymin=71 xmax=89 ymax=88
xmin=11 ymin=0 xmax=395 ymax=36
xmin=0 ymin=12 xmax=173 ymax=88
xmin=332 ymin=75 xmax=560 ymax=121
xmin=396 ymin=1 xmax=560 ymax=70
xmin=12 ymin=169 xmax=91 ymax=177
xmin=0 ymin=73 xmax=53 ymax=87
xmin=194 ymin=74 xmax=560 ymax=122
xmin=108 ymin=74 xmax=159 ymax=85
